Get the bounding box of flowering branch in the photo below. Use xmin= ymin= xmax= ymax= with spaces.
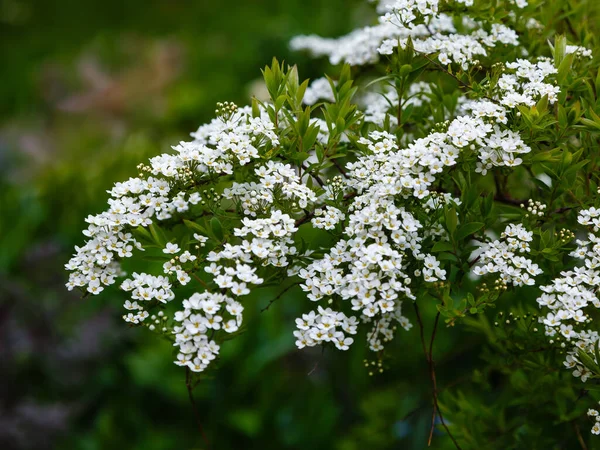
xmin=65 ymin=0 xmax=600 ymax=443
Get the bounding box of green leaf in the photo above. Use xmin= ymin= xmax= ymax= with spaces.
xmin=291 ymin=151 xmax=310 ymax=162
xmin=275 ymin=95 xmax=287 ymax=111
xmin=467 ymin=293 xmax=475 ymax=306
xmin=315 ymin=145 xmax=324 ymax=162
xmin=183 ymin=219 xmax=208 ymax=235
xmin=536 ymin=95 xmax=548 ymax=114
xmin=541 ymin=252 xmax=560 ymax=262
xmin=579 ymin=118 xmax=600 ymax=131
xmin=251 ymin=97 xmax=261 ymax=118
xmin=589 ymin=108 xmax=600 ymax=126
xmin=210 ymin=217 xmax=224 ymax=242
xmin=296 ymin=79 xmax=309 ymax=109
xmin=431 ymin=241 xmax=455 ymax=253
xmin=141 ymin=256 xmax=171 ymax=263
xmin=480 ymin=194 xmax=494 ymax=218
xmin=149 ymin=223 xmax=167 ymax=247
xmin=303 ymin=124 xmax=320 ymax=152
xmin=552 ymin=34 xmax=567 ymax=68
xmin=133 ymin=225 xmax=153 ymax=242
xmin=456 ymin=222 xmax=484 ymax=241
xmin=557 ymin=53 xmax=574 ymax=84
xmin=578 ymin=348 xmax=600 ymax=374
xmin=437 ymin=252 xmax=458 ymax=262
xmin=445 ymin=207 xmax=458 ymax=234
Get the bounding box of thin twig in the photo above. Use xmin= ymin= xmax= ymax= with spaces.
xmin=552 ymin=206 xmax=575 ymax=215
xmin=301 ymin=163 xmax=326 ymax=187
xmin=261 ymin=283 xmax=300 ymax=312
xmin=413 ymin=304 xmax=462 ymax=449
xmin=414 ymin=302 xmax=428 ymax=356
xmin=492 ymin=173 xmax=523 ymax=207
xmin=400 ymin=375 xmax=471 ymax=422
xmin=416 ymin=50 xmax=498 ymax=105
xmin=308 ymin=345 xmax=326 ymax=376
xmin=331 ymin=158 xmax=349 ymax=178
xmin=185 ymin=368 xmax=211 ymax=449
xmin=467 ymin=255 xmax=481 ymax=268
xmin=427 ymin=312 xmax=439 ymax=444
xmin=430 ymin=313 xmax=461 ymax=449
xmin=494 ymin=195 xmax=522 ymax=207
xmin=413 ymin=303 xmax=437 ymax=443
xmin=295 ymin=191 xmax=356 ymax=227
xmin=573 ymin=421 xmax=588 ymax=450
xmin=295 ymin=209 xmax=316 ymax=227
xmin=191 ymin=273 xmax=209 ymax=289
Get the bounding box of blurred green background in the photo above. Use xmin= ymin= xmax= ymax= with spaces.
xmin=3 ymin=0 xmax=594 ymax=449
xmin=0 ymin=0 xmax=468 ymax=449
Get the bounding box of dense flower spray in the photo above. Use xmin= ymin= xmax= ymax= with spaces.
xmin=67 ymin=0 xmax=600 ymax=442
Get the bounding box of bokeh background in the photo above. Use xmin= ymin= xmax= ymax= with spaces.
xmin=1 ymin=0 xmax=577 ymax=449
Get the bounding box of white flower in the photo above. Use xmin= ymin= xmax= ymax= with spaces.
xmin=163 ymin=243 xmax=181 ymax=254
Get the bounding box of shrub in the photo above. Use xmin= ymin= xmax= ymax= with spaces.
xmin=67 ymin=0 xmax=600 ymax=446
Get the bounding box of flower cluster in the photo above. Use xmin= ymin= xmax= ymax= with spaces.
xmin=567 ymin=45 xmax=594 ymax=59
xmin=311 ymin=206 xmax=345 ymax=230
xmin=588 ymin=406 xmax=600 ymax=435
xmin=500 ymin=59 xmax=561 ymax=106
xmin=295 ymin=191 xmax=444 ymax=352
xmin=65 ymin=102 xmax=285 ymax=372
xmin=66 ymin=103 xmax=279 ymax=294
xmin=223 ymin=161 xmax=317 ymax=216
xmin=472 ymin=223 xmax=542 ymax=286
xmin=360 ymin=82 xmax=433 ymax=127
xmin=292 ymin=0 xmax=522 ymax=69
xmin=215 ymin=209 xmax=298 ymax=267
xmin=293 ymin=306 xmax=357 ymax=351
xmin=303 ymin=77 xmax=335 ymax=105
xmin=536 ymin=208 xmax=600 ymax=382
xmin=521 ymin=199 xmax=547 ymax=218
xmin=120 ymin=272 xmax=175 ymax=323
xmin=173 ymin=292 xmax=243 ymax=371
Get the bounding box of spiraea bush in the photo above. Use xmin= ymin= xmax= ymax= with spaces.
xmin=67 ymin=0 xmax=600 ymax=446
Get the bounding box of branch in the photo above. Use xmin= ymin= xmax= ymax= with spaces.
xmin=301 ymin=163 xmax=326 ymax=187
xmin=261 ymin=282 xmax=300 ymax=312
xmin=400 ymin=375 xmax=471 ymax=422
xmin=414 ymin=302 xmax=428 ymax=356
xmin=413 ymin=304 xmax=462 ymax=449
xmin=467 ymin=255 xmax=481 ymax=268
xmin=331 ymin=158 xmax=349 ymax=178
xmin=295 ymin=209 xmax=316 ymax=227
xmin=428 ymin=314 xmax=462 ymax=447
xmin=573 ymin=421 xmax=588 ymax=450
xmin=416 ymin=50 xmax=498 ymax=105
xmin=185 ymin=368 xmax=211 ymax=449
xmin=552 ymin=206 xmax=575 ymax=215
xmin=493 ymin=195 xmax=522 ymax=207
xmin=294 ymin=191 xmax=357 ymax=227
xmin=191 ymin=273 xmax=209 ymax=290
xmin=493 ymin=172 xmax=522 ymax=207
